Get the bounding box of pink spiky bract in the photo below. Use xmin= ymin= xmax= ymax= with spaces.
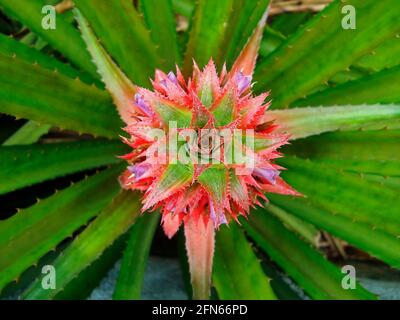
xmin=119 ymin=60 xmax=299 ymax=239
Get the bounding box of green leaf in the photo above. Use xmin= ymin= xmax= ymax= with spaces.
xmin=0 ymin=140 xmax=127 ymax=195
xmin=260 ymin=256 xmax=304 ymax=300
xmin=74 ymin=8 xmax=137 ymax=125
xmin=328 ymin=67 xmax=367 ymax=85
xmin=310 ymin=159 xmax=400 ymax=177
xmin=2 ymin=121 xmax=51 ymax=146
xmin=0 ymin=53 xmax=122 ymax=138
xmin=0 ymin=33 xmax=97 ymax=86
xmin=172 ymin=0 xmax=195 ymax=18
xmin=255 ymin=0 xmax=400 ymax=108
xmin=278 ymin=157 xmax=400 ymax=236
xmin=284 ymin=130 xmax=400 ymax=161
xmin=294 ymin=65 xmax=400 ymax=107
xmin=141 ymin=0 xmax=181 ymax=69
xmin=266 ymin=104 xmax=400 ymax=139
xmin=113 ymin=212 xmax=159 ymax=300
xmin=74 ymin=0 xmax=161 ymax=86
xmin=270 ymin=12 xmax=313 ymax=37
xmin=22 ymin=190 xmax=142 ymax=299
xmin=183 ymin=0 xmax=233 ymax=72
xmin=269 ymin=195 xmax=400 ymax=269
xmin=218 ymin=0 xmax=270 ymax=68
xmin=213 ymin=223 xmax=276 ymax=300
xmin=0 ymin=0 xmax=97 ymax=77
xmin=354 ymin=35 xmax=400 ymax=72
xmin=0 ymin=166 xmax=122 ymax=292
xmin=259 ymin=27 xmax=286 ymax=58
xmin=242 ymin=209 xmax=376 ymax=300
xmin=55 ymin=232 xmax=128 ymax=300
xmin=264 ymin=203 xmax=319 ymax=247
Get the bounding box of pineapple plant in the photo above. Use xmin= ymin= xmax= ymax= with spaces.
xmin=0 ymin=0 xmax=399 ymax=300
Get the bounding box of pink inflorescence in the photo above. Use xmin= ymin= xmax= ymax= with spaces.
xmin=119 ymin=60 xmax=299 ymax=238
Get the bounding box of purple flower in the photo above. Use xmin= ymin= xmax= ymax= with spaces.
xmin=253 ymin=167 xmax=279 ymax=184
xmin=160 ymin=71 xmax=179 ymax=88
xmin=167 ymin=71 xmax=178 ymax=85
xmin=128 ymin=163 xmax=150 ymax=180
xmin=134 ymin=93 xmax=153 ymax=116
xmin=210 ymin=201 xmax=227 ymax=227
xmin=235 ymin=72 xmax=252 ymax=94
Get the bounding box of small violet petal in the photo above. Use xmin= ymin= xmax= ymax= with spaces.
xmin=253 ymin=168 xmax=279 ymax=185
xmin=134 ymin=93 xmax=153 ymax=116
xmin=235 ymin=71 xmax=252 ymax=94
xmin=167 ymin=71 xmax=178 ymax=85
xmin=128 ymin=163 xmax=150 ymax=179
xmin=210 ymin=200 xmax=228 ymax=227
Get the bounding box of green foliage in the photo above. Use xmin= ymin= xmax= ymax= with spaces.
xmin=2 ymin=121 xmax=51 ymax=146
xmin=0 ymin=53 xmax=122 ymax=138
xmin=255 ymin=0 xmax=400 ymax=108
xmin=268 ymin=104 xmax=400 ymax=139
xmin=0 ymin=166 xmax=122 ymax=292
xmin=140 ymin=0 xmax=181 ymax=69
xmin=183 ymin=0 xmax=234 ymax=72
xmin=0 ymin=0 xmax=97 ymax=77
xmin=0 ymin=0 xmax=399 ymax=301
xmin=243 ymin=209 xmax=376 ymax=300
xmin=74 ymin=0 xmax=161 ymax=86
xmin=0 ymin=140 xmax=127 ymax=194
xmin=279 ymin=157 xmax=400 ymax=236
xmin=295 ymin=65 xmax=400 ymax=106
xmin=213 ymin=224 xmax=276 ymax=299
xmin=22 ymin=191 xmax=142 ymax=299
xmin=113 ymin=213 xmax=159 ymax=300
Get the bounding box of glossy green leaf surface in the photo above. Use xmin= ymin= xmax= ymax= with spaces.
xmin=75 ymin=0 xmax=161 ymax=86
xmin=23 ymin=191 xmax=141 ymax=299
xmin=0 ymin=166 xmax=122 ymax=292
xmin=213 ymin=223 xmax=276 ymax=300
xmin=0 ymin=140 xmax=127 ymax=194
xmin=113 ymin=213 xmax=159 ymax=300
xmin=0 ymin=53 xmax=122 ymax=138
xmin=0 ymin=0 xmax=97 ymax=77
xmin=255 ymin=0 xmax=400 ymax=108
xmin=243 ymin=209 xmax=376 ymax=300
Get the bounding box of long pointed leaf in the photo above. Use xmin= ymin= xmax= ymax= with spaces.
xmin=0 ymin=166 xmax=122 ymax=292
xmin=141 ymin=0 xmax=181 ymax=69
xmin=75 ymin=9 xmax=137 ymax=124
xmin=183 ymin=0 xmax=233 ymax=72
xmin=0 ymin=53 xmax=122 ymax=138
xmin=213 ymin=223 xmax=276 ymax=300
xmin=0 ymin=0 xmax=97 ymax=77
xmin=255 ymin=0 xmax=400 ymax=108
xmin=22 ymin=191 xmax=142 ymax=299
xmin=266 ymin=104 xmax=400 ymax=139
xmin=113 ymin=212 xmax=159 ymax=300
xmin=243 ymin=209 xmax=376 ymax=300
xmin=269 ymin=196 xmax=400 ymax=269
xmin=278 ymin=157 xmax=400 ymax=236
xmin=0 ymin=140 xmax=127 ymax=195
xmin=74 ymin=0 xmax=161 ymax=86
xmin=295 ymin=65 xmax=400 ymax=107
xmin=2 ymin=121 xmax=51 ymax=146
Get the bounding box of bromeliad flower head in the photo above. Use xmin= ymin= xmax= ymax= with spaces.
xmin=119 ymin=60 xmax=300 ymax=238
xmin=75 ymin=7 xmax=299 ymax=240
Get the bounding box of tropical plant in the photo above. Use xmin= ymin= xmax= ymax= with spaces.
xmin=0 ymin=0 xmax=399 ymax=300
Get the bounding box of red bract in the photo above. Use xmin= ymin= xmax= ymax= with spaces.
xmin=119 ymin=59 xmax=300 ymax=238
